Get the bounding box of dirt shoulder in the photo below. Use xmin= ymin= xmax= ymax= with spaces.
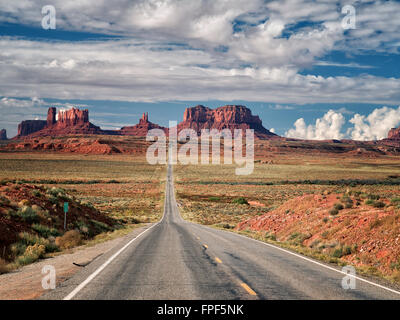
xmin=0 ymin=224 xmax=151 ymax=300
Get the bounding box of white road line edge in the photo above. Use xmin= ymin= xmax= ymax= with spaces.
xmin=63 ymin=221 xmax=159 ymax=300
xmin=63 ymin=167 xmax=170 ymax=300
xmin=193 ymin=223 xmax=400 ymax=297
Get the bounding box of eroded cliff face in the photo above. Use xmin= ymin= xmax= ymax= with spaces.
xmin=177 ymin=105 xmax=277 ymax=138
xmin=56 ymin=108 xmax=89 ymax=127
xmin=17 ymin=120 xmax=47 ymax=137
xmin=388 ymin=127 xmax=400 ymax=140
xmin=0 ymin=129 xmax=7 ymax=140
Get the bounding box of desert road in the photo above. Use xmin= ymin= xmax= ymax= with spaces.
xmin=42 ymin=164 xmax=400 ymax=300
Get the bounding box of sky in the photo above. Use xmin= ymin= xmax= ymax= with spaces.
xmin=0 ymin=0 xmax=399 ymax=139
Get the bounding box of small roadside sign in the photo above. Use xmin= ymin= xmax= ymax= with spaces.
xmin=64 ymin=202 xmax=68 ymax=230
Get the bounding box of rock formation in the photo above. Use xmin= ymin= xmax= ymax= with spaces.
xmin=120 ymin=112 xmax=167 ymax=136
xmin=47 ymin=107 xmax=57 ymax=127
xmin=17 ymin=120 xmax=47 ymax=137
xmin=388 ymin=127 xmax=400 ymax=140
xmin=177 ymin=105 xmax=277 ymax=138
xmin=13 ymin=104 xmax=277 ymax=140
xmin=0 ymin=129 xmax=7 ymax=140
xmin=380 ymin=126 xmax=400 ymax=147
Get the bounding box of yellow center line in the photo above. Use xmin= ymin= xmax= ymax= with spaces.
xmin=240 ymin=282 xmax=257 ymax=296
xmin=215 ymin=257 xmax=222 ymax=264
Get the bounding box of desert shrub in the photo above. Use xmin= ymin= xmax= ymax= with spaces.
xmin=18 ymin=206 xmax=39 ymax=223
xmin=55 ymin=230 xmax=82 ymax=249
xmin=344 ymin=202 xmax=352 ymax=209
xmin=288 ymin=232 xmax=310 ymax=245
xmin=323 ymin=217 xmax=329 ymax=223
xmin=47 ymin=187 xmax=66 ymax=198
xmin=91 ymin=220 xmax=111 ymax=232
xmin=208 ymin=196 xmax=221 ymax=202
xmin=368 ymin=194 xmax=380 ymax=200
xmin=329 ymin=208 xmax=339 ymax=216
xmin=333 ymin=203 xmax=344 ymax=211
xmin=232 ymin=197 xmax=249 ymax=205
xmin=391 ymin=198 xmax=400 ymax=205
xmin=372 ymin=201 xmax=386 ymax=208
xmin=343 ymin=245 xmax=352 ymax=256
xmin=10 ymin=242 xmax=27 ymax=257
xmin=365 ymin=199 xmax=375 ymax=206
xmin=24 ymin=243 xmax=45 ymax=258
xmin=332 ymin=248 xmax=343 ymax=258
xmin=32 ymin=224 xmax=61 ymax=238
xmin=18 ymin=232 xmax=57 ymax=253
xmin=15 ymin=243 xmax=46 ymax=266
xmin=32 ymin=190 xmax=42 ymax=197
xmin=0 ymin=196 xmax=10 ymax=205
xmin=48 ymin=195 xmax=59 ymax=205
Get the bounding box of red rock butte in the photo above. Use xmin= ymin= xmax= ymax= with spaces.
xmin=177 ymin=105 xmax=277 ymax=138
xmin=120 ymin=112 xmax=167 ymax=136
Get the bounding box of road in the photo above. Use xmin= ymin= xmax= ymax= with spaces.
xmin=43 ymin=164 xmax=400 ymax=300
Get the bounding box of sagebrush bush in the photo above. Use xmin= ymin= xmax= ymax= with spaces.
xmin=372 ymin=201 xmax=385 ymax=208
xmin=333 ymin=203 xmax=344 ymax=211
xmin=32 ymin=224 xmax=61 ymax=238
xmin=18 ymin=206 xmax=39 ymax=223
xmin=55 ymin=230 xmax=82 ymax=249
xmin=329 ymin=208 xmax=339 ymax=216
xmin=232 ymin=197 xmax=249 ymax=205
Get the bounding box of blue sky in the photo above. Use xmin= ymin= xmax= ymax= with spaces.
xmin=0 ymin=0 xmax=399 ymax=140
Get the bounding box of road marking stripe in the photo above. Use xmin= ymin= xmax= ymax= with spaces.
xmin=240 ymin=282 xmax=257 ymax=296
xmin=215 ymin=257 xmax=222 ymax=264
xmin=193 ymin=224 xmax=400 ymax=297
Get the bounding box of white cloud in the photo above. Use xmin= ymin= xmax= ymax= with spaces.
xmin=285 ymin=110 xmax=346 ymax=140
xmin=349 ymin=106 xmax=400 ymax=141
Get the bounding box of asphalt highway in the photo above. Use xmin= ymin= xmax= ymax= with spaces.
xmin=42 ymin=164 xmax=400 ymax=300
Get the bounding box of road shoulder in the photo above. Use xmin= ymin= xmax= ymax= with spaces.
xmin=0 ymin=223 xmax=153 ymax=300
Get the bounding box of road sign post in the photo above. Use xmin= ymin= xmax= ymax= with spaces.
xmin=63 ymin=202 xmax=69 ymax=231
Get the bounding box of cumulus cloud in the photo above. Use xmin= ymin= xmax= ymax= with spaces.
xmin=349 ymin=106 xmax=400 ymax=141
xmin=285 ymin=110 xmax=346 ymax=140
xmin=0 ymin=1 xmax=399 ymax=104
xmin=286 ymin=106 xmax=400 ymax=141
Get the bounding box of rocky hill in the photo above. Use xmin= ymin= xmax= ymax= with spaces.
xmin=120 ymin=112 xmax=167 ymax=136
xmin=177 ymin=105 xmax=277 ymax=138
xmin=381 ymin=126 xmax=400 ymax=147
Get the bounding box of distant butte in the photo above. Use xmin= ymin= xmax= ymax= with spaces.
xmin=120 ymin=112 xmax=167 ymax=136
xmin=177 ymin=105 xmax=278 ymax=139
xmin=0 ymin=129 xmax=7 ymax=140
